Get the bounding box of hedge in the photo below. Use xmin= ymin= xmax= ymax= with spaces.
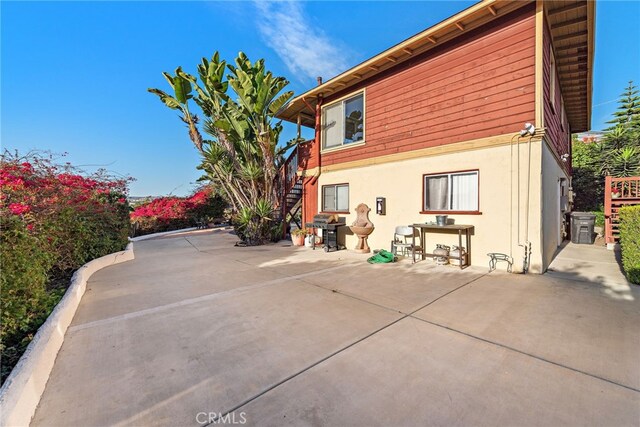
xmin=0 ymin=153 xmax=130 ymax=384
xmin=619 ymin=205 xmax=640 ymax=285
xmin=130 ymin=188 xmax=226 ymax=236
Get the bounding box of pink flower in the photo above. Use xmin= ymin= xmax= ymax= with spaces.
xmin=117 ymin=198 xmax=126 ymax=204
xmin=8 ymin=203 xmax=31 ymax=215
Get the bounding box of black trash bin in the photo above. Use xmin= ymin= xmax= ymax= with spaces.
xmin=570 ymin=212 xmax=596 ymax=244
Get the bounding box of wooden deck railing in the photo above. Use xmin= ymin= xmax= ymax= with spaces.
xmin=283 ymin=146 xmax=299 ymax=196
xmin=605 ymin=175 xmax=640 ymax=244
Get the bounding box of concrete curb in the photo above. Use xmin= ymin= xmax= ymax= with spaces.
xmin=128 ymin=227 xmax=198 ymax=242
xmin=0 ymin=243 xmax=135 ymax=427
xmin=129 ymin=226 xmax=233 ymax=242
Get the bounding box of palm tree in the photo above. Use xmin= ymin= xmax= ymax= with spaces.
xmin=148 ymin=52 xmax=296 ymax=244
xmin=600 ymin=146 xmax=640 ymax=178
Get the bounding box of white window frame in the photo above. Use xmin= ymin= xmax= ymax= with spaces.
xmin=321 ymin=90 xmax=366 ymax=152
xmin=322 ymin=184 xmax=349 ymax=212
xmin=422 ymin=170 xmax=479 ymax=213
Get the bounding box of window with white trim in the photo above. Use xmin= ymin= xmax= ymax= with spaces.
xmin=322 ymin=93 xmax=364 ymax=149
xmin=423 ymin=171 xmax=479 ymax=212
xmin=322 ymin=184 xmax=349 ymax=212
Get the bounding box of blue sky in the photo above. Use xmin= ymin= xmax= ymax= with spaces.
xmin=2 ymin=1 xmax=639 ymax=196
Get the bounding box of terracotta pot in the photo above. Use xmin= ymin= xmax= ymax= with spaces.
xmin=291 ymin=234 xmax=305 ymax=246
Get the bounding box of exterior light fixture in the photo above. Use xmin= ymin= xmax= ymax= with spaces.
xmin=520 ymin=122 xmax=536 ymax=136
xmin=376 ymin=197 xmax=386 ymax=215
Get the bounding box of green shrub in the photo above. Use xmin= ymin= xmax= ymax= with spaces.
xmin=43 ymin=199 xmax=130 ymax=275
xmin=572 ymin=136 xmax=605 ymax=212
xmin=0 ymin=152 xmax=131 ymax=384
xmin=619 ymin=205 xmax=640 ymax=284
xmin=592 ymin=210 xmax=605 ymax=228
xmin=0 ymin=216 xmax=60 ymax=381
xmin=131 ymin=189 xmax=227 ymax=236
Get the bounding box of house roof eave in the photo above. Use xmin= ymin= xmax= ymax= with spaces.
xmin=277 ymin=0 xmax=533 ymax=126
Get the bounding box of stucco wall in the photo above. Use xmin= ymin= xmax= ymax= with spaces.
xmin=316 ymin=140 xmax=545 ymax=272
xmin=541 ymin=140 xmax=570 ymax=270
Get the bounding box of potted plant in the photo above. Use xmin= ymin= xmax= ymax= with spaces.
xmin=291 ymin=228 xmax=307 ymax=246
xmin=611 ymin=187 xmax=621 ymax=199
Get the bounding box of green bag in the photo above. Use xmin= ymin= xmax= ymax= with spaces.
xmin=367 ymin=249 xmax=396 ymax=264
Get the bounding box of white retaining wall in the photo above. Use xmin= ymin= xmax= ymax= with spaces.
xmin=0 ymin=244 xmax=135 ymax=427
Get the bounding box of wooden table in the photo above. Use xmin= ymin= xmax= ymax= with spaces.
xmin=411 ymin=224 xmax=474 ymax=269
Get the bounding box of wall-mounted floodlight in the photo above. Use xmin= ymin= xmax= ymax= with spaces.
xmin=520 ymin=122 xmax=536 ymax=136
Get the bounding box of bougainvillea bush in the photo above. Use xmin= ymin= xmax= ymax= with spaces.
xmin=130 ymin=188 xmax=226 ymax=236
xmin=0 ymin=151 xmax=131 ymax=384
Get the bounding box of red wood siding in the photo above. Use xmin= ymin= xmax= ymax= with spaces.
xmin=543 ymin=18 xmax=571 ymax=175
xmin=322 ymin=4 xmax=536 ymax=166
xmin=302 ymin=177 xmax=318 ymax=226
xmin=298 ymin=140 xmax=318 ymax=170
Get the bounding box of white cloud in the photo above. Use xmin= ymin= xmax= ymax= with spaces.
xmin=254 ymin=1 xmax=349 ymax=84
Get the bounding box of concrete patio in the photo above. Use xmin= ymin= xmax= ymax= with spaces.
xmin=31 ymin=230 xmax=640 ymax=426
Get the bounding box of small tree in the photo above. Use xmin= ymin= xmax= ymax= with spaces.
xmin=149 ymin=52 xmax=298 ymax=244
xmin=572 ymin=82 xmax=640 ymax=210
xmin=600 ymin=146 xmax=640 ymax=177
xmin=599 ymin=82 xmax=640 ymax=178
xmin=605 ymin=81 xmax=640 ymax=131
xmin=572 ymin=135 xmax=604 ymax=211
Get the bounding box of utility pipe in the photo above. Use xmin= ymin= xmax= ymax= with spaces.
xmin=512 ymin=123 xmax=536 ymax=273
xmin=509 ymin=132 xmax=522 ymax=261
xmin=523 ymin=133 xmax=534 ymax=272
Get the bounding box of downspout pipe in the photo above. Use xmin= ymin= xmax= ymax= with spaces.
xmin=509 ymin=132 xmax=522 ymax=262
xmin=310 ymin=94 xmax=323 ymax=187
xmin=523 ymin=133 xmax=534 ymax=273
xmin=517 ymin=122 xmax=536 ymax=273
xmin=315 ymin=95 xmax=322 ymax=171
xmin=509 ymin=123 xmax=536 ymax=274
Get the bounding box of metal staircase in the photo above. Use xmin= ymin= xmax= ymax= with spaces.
xmin=278 ymin=146 xmax=304 ymax=236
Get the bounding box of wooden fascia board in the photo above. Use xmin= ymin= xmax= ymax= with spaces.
xmin=535 ymin=0 xmax=544 ymax=128
xmin=586 ymin=0 xmax=595 ymax=130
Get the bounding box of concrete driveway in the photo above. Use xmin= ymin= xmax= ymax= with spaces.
xmin=32 ymin=230 xmax=640 ymax=426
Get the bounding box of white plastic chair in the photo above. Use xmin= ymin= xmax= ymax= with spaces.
xmin=391 ymin=226 xmax=420 ymax=263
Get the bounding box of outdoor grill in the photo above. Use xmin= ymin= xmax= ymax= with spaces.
xmin=305 ymin=214 xmax=346 ymax=252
